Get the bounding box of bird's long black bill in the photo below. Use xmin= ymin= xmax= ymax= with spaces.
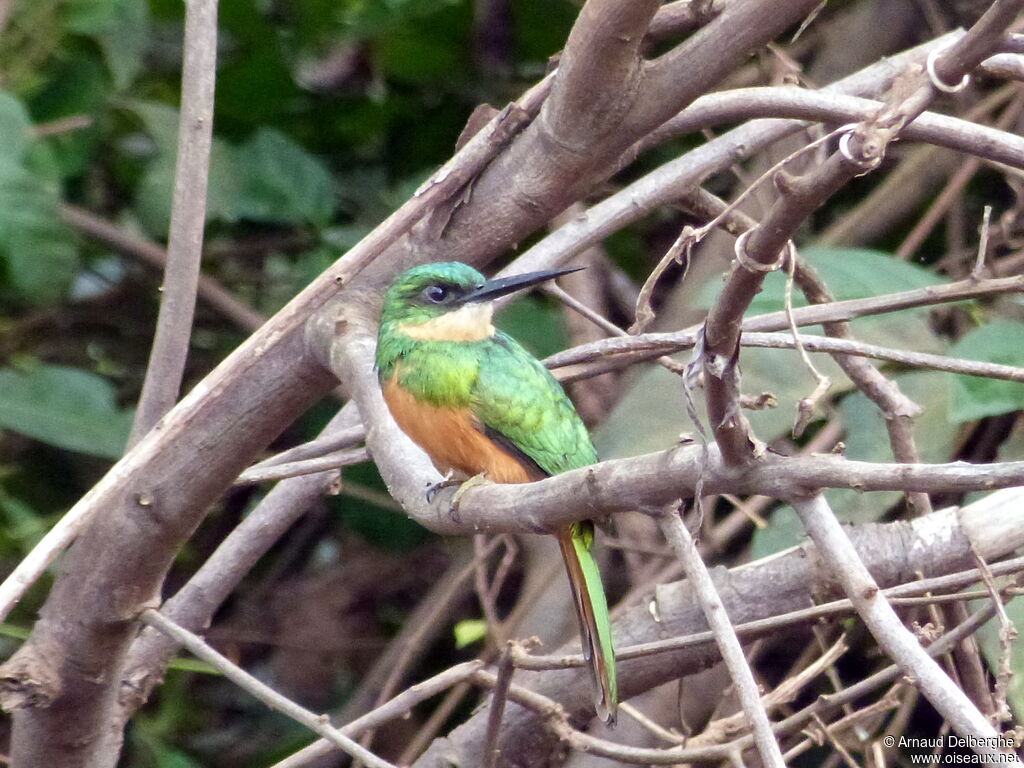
xmin=463 ymin=265 xmax=584 ymax=304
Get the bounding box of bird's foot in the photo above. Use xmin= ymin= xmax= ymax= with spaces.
xmin=450 ymin=473 xmax=493 ymax=518
xmin=425 ymin=470 xmax=459 ymax=503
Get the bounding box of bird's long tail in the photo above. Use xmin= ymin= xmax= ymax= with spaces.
xmin=556 ymin=522 xmax=617 ymax=725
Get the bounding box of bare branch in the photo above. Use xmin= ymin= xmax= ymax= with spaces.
xmin=139 ymin=609 xmax=397 ymax=768
xmin=514 ymin=554 xmax=1024 ymax=671
xmin=267 ymin=566 xmax=485 ymax=768
xmin=244 ymin=425 xmax=365 ymax=469
xmin=114 ymin=405 xmax=362 ymax=723
xmin=408 ymin=491 xmax=1024 ymax=766
xmin=700 ymin=2 xmax=1023 ymax=464
xmin=557 ymin=330 xmax=1024 ymax=386
xmin=507 ymin=40 xmax=1024 ymax=286
xmin=233 ymin=447 xmax=368 ymax=485
xmin=790 ymin=494 xmax=1017 ymax=761
xmin=335 ymin=320 xmax=1024 ymax=536
xmin=129 ymin=0 xmax=219 ymax=445
xmin=543 ymin=0 xmax=658 ymax=151
xmin=59 ymin=204 xmax=267 ymax=332
xmin=0 ymin=36 xmax=558 ymax=631
xmin=659 ymin=509 xmax=785 ymax=768
xmin=545 ymin=274 xmax=1024 ymax=373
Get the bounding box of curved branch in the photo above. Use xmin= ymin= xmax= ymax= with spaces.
xmin=647 ymin=86 xmax=1024 ymax=169
xmin=543 ymin=0 xmax=658 ymax=149
xmin=503 ymin=38 xmax=1024 ymax=284
xmin=553 ymin=330 xmax=1024 ymax=385
xmin=128 ymin=0 xmax=218 ymax=445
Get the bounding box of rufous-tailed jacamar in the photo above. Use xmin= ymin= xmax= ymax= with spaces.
xmin=376 ymin=261 xmax=618 ymax=723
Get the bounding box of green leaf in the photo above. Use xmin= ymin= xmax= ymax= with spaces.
xmin=829 ymin=370 xmax=956 ymax=522
xmin=453 ymin=619 xmax=487 ymax=649
xmin=0 ymin=364 xmax=133 ymax=459
xmin=25 ymin=54 xmax=107 ymax=180
xmin=339 ymin=0 xmax=463 ymax=38
xmin=750 ymin=506 xmax=804 ymax=560
xmin=0 ymin=486 xmax=50 ymax=548
xmin=63 ymin=0 xmax=125 ymax=33
xmin=377 ymin=25 xmax=464 ymax=84
xmin=948 ymin=321 xmax=1024 ymax=422
xmin=127 ymin=101 xmax=245 ymax=234
xmin=236 ymin=128 xmax=336 ymax=227
xmin=0 ymin=92 xmax=33 ymax=161
xmin=64 ymin=0 xmax=149 ymax=89
xmin=596 ymin=248 xmax=956 ymax=465
xmin=0 ymin=158 xmax=79 ymax=304
xmin=92 ymin=0 xmax=149 ymax=90
xmin=125 ymin=100 xmax=181 ymax=154
xmin=128 ymin=106 xmax=333 ymax=233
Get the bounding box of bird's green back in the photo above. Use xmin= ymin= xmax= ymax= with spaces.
xmin=377 ymin=328 xmax=597 ymax=476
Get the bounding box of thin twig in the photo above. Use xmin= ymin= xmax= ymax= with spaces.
xmin=511 ymin=554 xmax=1024 ymax=671
xmin=547 ymin=274 xmax=1024 ymax=379
xmin=234 ymin=448 xmax=369 ymax=485
xmin=245 ymin=426 xmax=366 ymax=470
xmin=658 ymin=508 xmax=785 ymax=768
xmin=501 ymin=600 xmax=1005 ymax=766
xmin=355 ymin=538 xmax=506 ymax=759
xmin=686 ymin=635 xmax=848 ymax=748
xmin=140 ymin=609 xmax=397 ymax=768
xmin=783 ymin=247 xmax=832 ymax=437
xmin=266 ymin=663 xmax=486 ymax=768
xmin=974 ymin=205 xmax=995 ymax=279
xmin=970 ymin=548 xmax=1017 ymax=723
xmin=618 ymin=701 xmax=685 ymax=744
xmin=269 ymin=563 xmax=488 ymax=768
xmin=336 ymin=325 xmax=1024 ymax=532
xmin=482 ymin=645 xmax=516 ymax=768
xmin=59 ymin=205 xmax=267 ymax=332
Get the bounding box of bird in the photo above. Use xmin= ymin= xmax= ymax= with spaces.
xmin=375 ymin=261 xmax=617 ymax=724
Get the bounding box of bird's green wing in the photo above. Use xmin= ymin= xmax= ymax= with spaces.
xmin=471 ymin=332 xmax=618 ymax=723
xmin=470 ymin=332 xmax=597 ymax=476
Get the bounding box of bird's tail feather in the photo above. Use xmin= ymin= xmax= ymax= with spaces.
xmin=556 ymin=523 xmax=618 ymax=725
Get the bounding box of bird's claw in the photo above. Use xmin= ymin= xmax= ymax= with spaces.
xmin=425 ymin=470 xmax=459 ymax=503
xmin=450 ymin=473 xmax=493 ymax=518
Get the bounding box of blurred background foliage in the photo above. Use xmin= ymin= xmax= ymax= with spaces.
xmin=2 ymin=0 xmax=1024 ymax=765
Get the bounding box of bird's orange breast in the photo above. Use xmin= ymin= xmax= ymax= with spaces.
xmin=382 ymin=376 xmax=534 ymax=484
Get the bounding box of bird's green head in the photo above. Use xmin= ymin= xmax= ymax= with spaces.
xmin=379 ymin=261 xmax=580 ymax=343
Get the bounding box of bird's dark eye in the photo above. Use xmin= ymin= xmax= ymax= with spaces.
xmin=423 ymin=284 xmax=450 ymax=303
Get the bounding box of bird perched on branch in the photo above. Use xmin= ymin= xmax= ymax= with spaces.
xmin=375 ymin=261 xmax=618 ymax=723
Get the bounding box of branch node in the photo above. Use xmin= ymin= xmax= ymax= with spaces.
xmin=837 ymin=125 xmax=883 ymax=176
xmin=927 ymin=40 xmax=972 ymax=93
xmin=733 ymin=230 xmax=788 ymax=274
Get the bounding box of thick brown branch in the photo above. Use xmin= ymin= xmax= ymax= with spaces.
xmin=543 ymin=0 xmax=658 ymax=151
